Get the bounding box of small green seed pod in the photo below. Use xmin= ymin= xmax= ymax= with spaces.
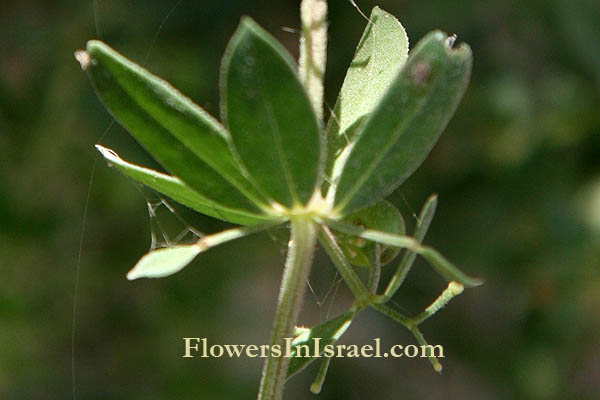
xmin=336 ymin=200 xmax=405 ymax=267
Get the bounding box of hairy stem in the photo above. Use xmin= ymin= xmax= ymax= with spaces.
xmin=410 ymin=326 xmax=443 ymax=372
xmin=299 ymin=0 xmax=327 ymax=123
xmin=257 ymin=217 xmax=317 ymax=400
xmin=410 ymin=281 xmax=464 ymax=326
xmin=318 ymin=225 xmax=370 ymax=304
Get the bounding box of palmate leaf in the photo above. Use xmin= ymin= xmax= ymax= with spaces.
xmin=221 ymin=17 xmax=322 ymax=209
xmin=325 ymin=7 xmax=409 ymax=192
xmin=79 ymin=7 xmax=480 ymax=397
xmin=95 ymin=145 xmax=272 ymax=226
xmin=333 ymin=31 xmax=472 ymax=213
xmin=83 ymin=41 xmax=269 ymax=217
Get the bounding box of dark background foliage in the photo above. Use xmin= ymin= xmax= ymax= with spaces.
xmin=1 ymin=0 xmax=599 ymax=398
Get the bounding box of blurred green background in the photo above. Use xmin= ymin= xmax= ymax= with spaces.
xmin=1 ymin=0 xmax=599 ymax=398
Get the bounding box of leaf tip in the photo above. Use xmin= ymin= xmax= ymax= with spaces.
xmin=126 ymin=269 xmax=140 ymax=281
xmin=432 ymin=30 xmax=446 ymax=42
xmin=95 ymin=144 xmax=120 ymax=167
xmin=85 ymin=39 xmax=106 ymax=54
xmin=469 ymin=277 xmax=485 ymax=287
xmin=424 ymin=193 xmax=439 ymax=211
xmin=370 ymin=5 xmax=393 ymax=21
xmin=84 ymin=40 xmax=110 ymax=67
xmin=439 ymin=33 xmax=472 ymax=68
xmin=239 ymin=15 xmax=258 ymax=32
xmin=452 ymin=42 xmax=473 ymax=68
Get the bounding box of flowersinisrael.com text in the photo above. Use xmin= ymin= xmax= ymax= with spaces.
xmin=182 ymin=337 xmax=444 ymax=359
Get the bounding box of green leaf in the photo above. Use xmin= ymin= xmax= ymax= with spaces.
xmin=326 ymin=221 xmax=484 ymax=288
xmin=325 ymin=7 xmax=408 ymax=192
xmin=333 ymin=31 xmax=472 ymax=213
xmin=127 ymin=245 xmax=202 ymax=280
xmin=221 ymin=17 xmax=322 ymax=209
xmin=95 ymin=145 xmax=273 ymax=226
xmin=127 ymin=221 xmax=282 ymax=280
xmin=83 ymin=40 xmax=268 ymax=216
xmin=287 ymin=311 xmax=355 ymax=378
xmin=382 ymin=194 xmax=438 ymax=300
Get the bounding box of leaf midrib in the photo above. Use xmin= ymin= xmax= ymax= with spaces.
xmin=253 ymin=43 xmax=301 ymax=206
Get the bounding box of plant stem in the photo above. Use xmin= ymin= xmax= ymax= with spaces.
xmin=299 ymin=0 xmax=327 ymax=123
xmin=410 ymin=281 xmax=464 ymax=326
xmin=318 ymin=225 xmax=370 ymax=304
xmin=410 ymin=326 xmax=443 ymax=372
xmin=257 ymin=217 xmax=317 ymax=400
